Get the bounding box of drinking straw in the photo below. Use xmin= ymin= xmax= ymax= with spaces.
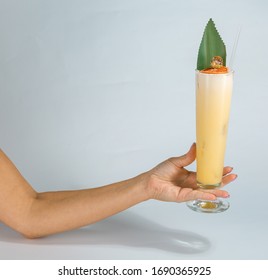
xmin=229 ymin=26 xmax=241 ymax=70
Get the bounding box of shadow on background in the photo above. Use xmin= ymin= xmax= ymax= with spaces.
xmin=0 ymin=211 xmax=210 ymax=255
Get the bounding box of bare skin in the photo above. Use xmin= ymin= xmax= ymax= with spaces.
xmin=0 ymin=143 xmax=236 ymax=238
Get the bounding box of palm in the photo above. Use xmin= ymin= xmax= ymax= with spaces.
xmin=153 ymin=159 xmax=197 ymax=189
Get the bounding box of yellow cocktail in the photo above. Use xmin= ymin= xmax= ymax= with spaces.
xmin=186 ymin=18 xmax=237 ymax=212
xmin=196 ymin=70 xmax=233 ymax=188
xmin=187 ymin=69 xmax=233 ymax=213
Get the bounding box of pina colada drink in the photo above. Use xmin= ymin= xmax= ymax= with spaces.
xmin=187 ymin=19 xmax=236 ymax=213
xmin=196 ymin=70 xmax=233 ymax=188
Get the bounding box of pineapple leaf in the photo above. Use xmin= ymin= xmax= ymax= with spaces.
xmin=197 ymin=19 xmax=226 ymax=70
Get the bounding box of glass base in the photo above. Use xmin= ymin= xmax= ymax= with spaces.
xmin=186 ymin=199 xmax=229 ymax=213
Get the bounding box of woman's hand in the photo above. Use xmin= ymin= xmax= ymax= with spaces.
xmin=144 ymin=143 xmax=237 ymax=202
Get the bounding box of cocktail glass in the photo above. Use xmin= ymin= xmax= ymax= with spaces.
xmin=187 ymin=70 xmax=233 ymax=213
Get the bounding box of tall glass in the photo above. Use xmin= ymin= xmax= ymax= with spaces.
xmin=187 ymin=70 xmax=233 ymax=213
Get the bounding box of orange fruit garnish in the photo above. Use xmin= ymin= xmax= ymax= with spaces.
xmin=200 ymin=66 xmax=228 ymax=74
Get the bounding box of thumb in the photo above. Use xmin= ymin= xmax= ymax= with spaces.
xmin=170 ymin=143 xmax=196 ymax=168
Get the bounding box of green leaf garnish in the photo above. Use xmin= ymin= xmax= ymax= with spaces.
xmin=197 ymin=18 xmax=226 ymax=70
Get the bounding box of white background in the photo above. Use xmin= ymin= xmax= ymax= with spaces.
xmin=0 ymin=0 xmax=267 ymax=259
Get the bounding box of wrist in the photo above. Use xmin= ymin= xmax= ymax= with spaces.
xmin=134 ymin=171 xmax=154 ymax=201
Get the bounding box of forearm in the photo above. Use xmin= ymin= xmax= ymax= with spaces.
xmin=23 ymin=173 xmax=150 ymax=238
